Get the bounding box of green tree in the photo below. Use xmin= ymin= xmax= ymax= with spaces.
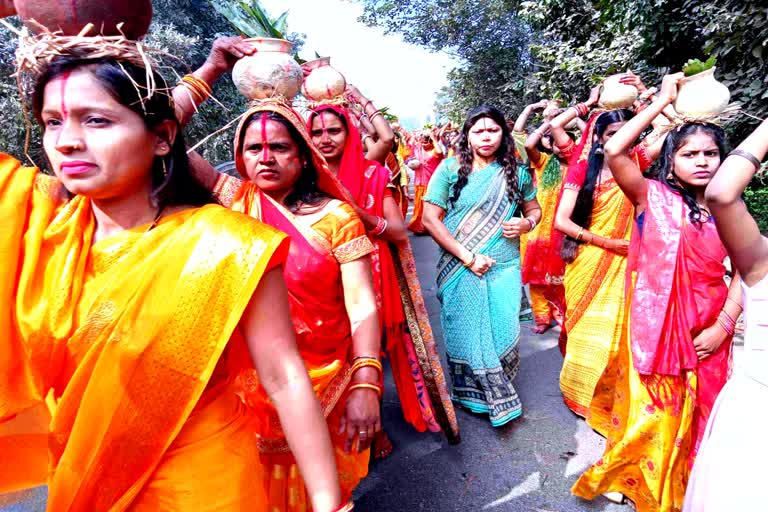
xmin=522 ymin=0 xmax=768 ymax=140
xmin=358 ymin=0 xmax=535 ymax=121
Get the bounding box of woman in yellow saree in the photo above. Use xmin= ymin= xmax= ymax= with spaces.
xmin=0 ymin=32 xmax=346 ymax=512
xmin=552 ymin=77 xmax=660 ymax=418
xmin=552 ymin=103 xmax=636 ymax=419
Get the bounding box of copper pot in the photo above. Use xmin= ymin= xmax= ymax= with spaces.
xmin=14 ymin=0 xmax=153 ymax=38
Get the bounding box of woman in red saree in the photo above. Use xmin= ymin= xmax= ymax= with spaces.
xmin=186 ymin=101 xmax=381 ymax=510
xmin=308 ymin=100 xmax=460 ymax=456
xmin=405 ymin=130 xmax=445 ymax=234
xmin=573 ymin=74 xmax=742 ymax=512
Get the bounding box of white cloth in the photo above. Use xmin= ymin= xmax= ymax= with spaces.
xmin=683 ymin=273 xmax=768 ymax=511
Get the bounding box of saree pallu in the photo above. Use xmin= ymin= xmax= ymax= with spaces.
xmin=362 ymin=163 xmax=457 ymax=440
xmin=0 ymin=154 xmax=288 ymax=511
xmin=231 ymin=184 xmax=370 ymax=509
xmin=574 ymin=182 xmax=731 ymax=512
xmin=385 ymin=152 xmax=409 ymax=219
xmin=427 ymin=159 xmax=536 ymax=426
xmin=559 ymin=178 xmax=633 ymax=418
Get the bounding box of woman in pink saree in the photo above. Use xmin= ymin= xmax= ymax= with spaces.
xmin=573 ymin=74 xmax=742 ymax=512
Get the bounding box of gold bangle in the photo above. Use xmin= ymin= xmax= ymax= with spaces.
xmin=369 ymin=111 xmax=383 ymax=123
xmin=351 ymin=359 xmax=383 ymax=379
xmin=463 ymin=252 xmax=476 ymax=267
xmin=179 ymin=74 xmax=212 ymax=104
xmin=348 ymin=382 xmax=383 ymax=398
xmin=575 ymin=227 xmax=584 ymax=241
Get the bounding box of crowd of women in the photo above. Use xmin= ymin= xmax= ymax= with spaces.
xmin=0 ymin=5 xmax=766 ymax=510
xmin=502 ymin=73 xmax=768 ymax=512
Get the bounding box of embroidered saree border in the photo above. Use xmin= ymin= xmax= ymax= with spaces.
xmin=391 ymin=242 xmax=460 ymax=444
xmin=334 ymin=236 xmax=375 ymax=264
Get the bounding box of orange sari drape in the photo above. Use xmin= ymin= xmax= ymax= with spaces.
xmin=0 ymin=154 xmax=288 ymax=511
xmin=309 ymin=105 xmax=459 ymax=442
xmin=231 ymin=184 xmax=369 ymax=510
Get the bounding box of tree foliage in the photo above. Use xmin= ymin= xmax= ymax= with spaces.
xmin=358 ymin=0 xmax=535 ymax=121
xmin=357 ymin=0 xmax=767 ymax=139
xmin=524 ymin=0 xmax=768 ymax=140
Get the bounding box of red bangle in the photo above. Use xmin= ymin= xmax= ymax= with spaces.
xmin=372 ymin=216 xmax=387 ymax=236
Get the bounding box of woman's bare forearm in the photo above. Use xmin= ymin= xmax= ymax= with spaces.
xmin=423 ymin=203 xmax=472 ymax=263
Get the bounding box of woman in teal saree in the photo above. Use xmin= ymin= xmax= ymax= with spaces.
xmin=422 ymin=105 xmax=542 ymax=426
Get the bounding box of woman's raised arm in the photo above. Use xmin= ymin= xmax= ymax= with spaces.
xmin=706 ymin=118 xmax=768 ymax=285
xmin=604 ymin=73 xmax=684 ymax=211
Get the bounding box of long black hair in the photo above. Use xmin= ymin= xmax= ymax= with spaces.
xmin=561 ymin=109 xmax=633 ymax=262
xmin=239 ymin=111 xmax=327 ymax=213
xmin=32 ymin=56 xmax=211 ymax=208
xmin=450 ymin=104 xmax=522 ymax=207
xmin=649 ymin=122 xmax=728 ymax=227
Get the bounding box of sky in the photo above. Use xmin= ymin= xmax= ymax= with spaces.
xmin=259 ymin=0 xmax=457 ymax=129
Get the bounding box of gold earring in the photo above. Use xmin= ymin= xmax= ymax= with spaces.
xmin=162 ymin=159 xmax=168 ymax=178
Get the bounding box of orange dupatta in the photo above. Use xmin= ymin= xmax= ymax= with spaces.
xmin=0 ymin=154 xmax=287 ymax=510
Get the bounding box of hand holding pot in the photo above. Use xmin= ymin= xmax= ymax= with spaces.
xmin=586 ymin=82 xmax=603 ymax=107
xmin=659 ymin=72 xmax=685 ymax=103
xmin=345 ymin=84 xmax=364 ymax=105
xmin=619 ymin=71 xmax=647 ymax=92
xmin=205 ymin=36 xmax=257 ymax=77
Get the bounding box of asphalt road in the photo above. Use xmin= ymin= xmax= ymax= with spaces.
xmin=352 ymin=233 xmax=625 ymax=512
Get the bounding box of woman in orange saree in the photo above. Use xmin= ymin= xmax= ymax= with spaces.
xmin=520 ymin=121 xmax=574 ymax=335
xmin=308 ymin=101 xmax=460 ymax=454
xmin=573 ymin=74 xmax=741 ymax=512
xmin=0 ymin=39 xmax=346 ymax=512
xmin=405 ymin=130 xmax=445 ymax=234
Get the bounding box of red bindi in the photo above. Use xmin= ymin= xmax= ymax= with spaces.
xmin=60 ymin=70 xmax=72 ymax=120
xmin=260 ymin=112 xmax=269 ymax=161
